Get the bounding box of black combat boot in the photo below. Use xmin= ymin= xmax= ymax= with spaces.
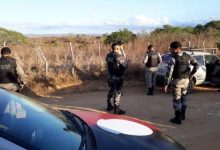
xmin=106 ymin=100 xmax=114 ymax=111
xmin=170 ymin=110 xmax=182 ymax=124
xmin=147 ymin=88 xmax=152 ymax=95
xmin=114 ymin=105 xmax=126 ymax=115
xmin=181 ymin=108 xmax=186 ymax=120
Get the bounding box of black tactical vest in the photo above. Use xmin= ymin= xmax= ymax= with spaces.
xmin=106 ymin=51 xmax=115 ymax=76
xmin=114 ymin=53 xmax=127 ymax=77
xmin=145 ymin=51 xmax=160 ymax=68
xmin=0 ymin=57 xmax=17 ymax=83
xmin=172 ymin=53 xmax=190 ymax=79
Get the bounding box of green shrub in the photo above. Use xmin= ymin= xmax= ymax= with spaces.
xmin=104 ymin=28 xmax=136 ymax=44
xmin=0 ymin=27 xmax=28 ymax=46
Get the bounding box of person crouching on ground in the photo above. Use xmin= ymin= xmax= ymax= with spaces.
xmin=0 ymin=47 xmax=26 ymax=92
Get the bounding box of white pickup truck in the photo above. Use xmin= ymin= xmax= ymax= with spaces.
xmin=156 ymin=51 xmax=220 ymax=93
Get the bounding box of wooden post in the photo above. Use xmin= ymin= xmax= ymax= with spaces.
xmin=3 ymin=41 xmax=6 ymax=47
xmin=188 ymin=41 xmax=191 ymax=49
xmin=69 ymin=42 xmax=76 ymax=76
xmin=203 ymin=41 xmax=205 ymax=52
xmin=37 ymin=46 xmax=48 ymax=79
xmin=98 ymin=41 xmax=102 ymax=69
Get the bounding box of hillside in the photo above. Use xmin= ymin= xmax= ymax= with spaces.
xmin=0 ymin=27 xmax=28 ymax=46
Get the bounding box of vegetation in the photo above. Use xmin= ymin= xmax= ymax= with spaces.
xmin=203 ymin=21 xmax=220 ymax=48
xmin=0 ymin=27 xmax=28 ymax=46
xmin=152 ymin=25 xmax=194 ymax=34
xmin=1 ymin=20 xmax=219 ymax=95
xmin=104 ymin=28 xmax=136 ymax=44
xmin=151 ymin=21 xmax=220 ymax=49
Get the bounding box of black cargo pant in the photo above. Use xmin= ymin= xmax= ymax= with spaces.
xmin=107 ymin=77 xmax=123 ymax=106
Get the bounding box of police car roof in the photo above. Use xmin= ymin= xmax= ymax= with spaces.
xmin=184 ymin=51 xmax=211 ymax=56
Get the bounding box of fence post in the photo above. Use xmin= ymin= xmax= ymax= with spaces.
xmin=37 ymin=46 xmax=48 ymax=79
xmin=69 ymin=42 xmax=76 ymax=76
xmin=98 ymin=41 xmax=102 ymax=69
xmin=203 ymin=41 xmax=205 ymax=52
xmin=188 ymin=41 xmax=191 ymax=49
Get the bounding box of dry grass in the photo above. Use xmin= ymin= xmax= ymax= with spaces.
xmin=7 ymin=33 xmax=218 ymax=95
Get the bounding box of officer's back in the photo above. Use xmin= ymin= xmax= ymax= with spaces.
xmin=0 ymin=47 xmax=26 ymax=92
xmin=0 ymin=55 xmax=17 ymax=84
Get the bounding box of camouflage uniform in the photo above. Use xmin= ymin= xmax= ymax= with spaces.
xmin=106 ymin=51 xmax=128 ymax=114
xmin=165 ymin=52 xmax=198 ymax=124
xmin=0 ymin=56 xmax=26 ymax=92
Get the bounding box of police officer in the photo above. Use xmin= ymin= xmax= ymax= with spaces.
xmin=117 ymin=41 xmax=127 ymax=96
xmin=106 ymin=43 xmax=128 ymax=114
xmin=0 ymin=47 xmax=26 ymax=92
xmin=164 ymin=41 xmax=199 ymax=124
xmin=212 ymin=60 xmax=220 ymax=92
xmin=143 ymin=45 xmax=162 ymax=95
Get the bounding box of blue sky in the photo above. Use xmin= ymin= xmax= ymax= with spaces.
xmin=0 ymin=0 xmax=219 ymax=34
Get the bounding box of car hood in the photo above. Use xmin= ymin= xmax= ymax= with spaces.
xmin=67 ymin=108 xmax=185 ymax=150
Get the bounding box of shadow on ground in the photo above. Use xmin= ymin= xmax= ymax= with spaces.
xmin=20 ymin=86 xmax=42 ymax=98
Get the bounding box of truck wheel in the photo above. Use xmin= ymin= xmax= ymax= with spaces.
xmin=187 ymin=79 xmax=195 ymax=94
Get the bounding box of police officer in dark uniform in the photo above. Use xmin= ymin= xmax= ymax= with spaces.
xmin=164 ymin=41 xmax=199 ymax=124
xmin=106 ymin=43 xmax=128 ymax=114
xmin=0 ymin=47 xmax=26 ymax=92
xmin=143 ymin=45 xmax=162 ymax=95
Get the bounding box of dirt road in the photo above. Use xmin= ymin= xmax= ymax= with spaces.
xmin=37 ymin=86 xmax=220 ymax=150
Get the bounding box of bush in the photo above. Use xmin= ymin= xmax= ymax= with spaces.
xmin=152 ymin=25 xmax=194 ymax=35
xmin=0 ymin=27 xmax=28 ymax=46
xmin=104 ymin=28 xmax=136 ymax=44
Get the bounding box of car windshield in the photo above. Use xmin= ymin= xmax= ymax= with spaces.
xmin=0 ymin=89 xmax=83 ymax=150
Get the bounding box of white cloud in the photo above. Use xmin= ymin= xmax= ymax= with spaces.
xmin=128 ymin=15 xmax=170 ymax=26
xmin=0 ymin=16 xmax=215 ymax=34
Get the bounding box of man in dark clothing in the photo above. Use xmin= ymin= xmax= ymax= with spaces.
xmin=143 ymin=45 xmax=162 ymax=95
xmin=0 ymin=47 xmax=26 ymax=92
xmin=212 ymin=60 xmax=220 ymax=91
xmin=164 ymin=41 xmax=199 ymax=125
xmin=106 ymin=43 xmax=128 ymax=114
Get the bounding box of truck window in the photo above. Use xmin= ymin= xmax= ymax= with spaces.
xmin=205 ymin=55 xmax=220 ymax=64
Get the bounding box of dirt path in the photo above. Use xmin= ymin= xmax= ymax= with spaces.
xmin=37 ymin=86 xmax=220 ymax=150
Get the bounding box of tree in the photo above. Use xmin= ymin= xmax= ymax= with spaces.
xmin=152 ymin=25 xmax=194 ymax=35
xmin=193 ymin=24 xmax=205 ymax=34
xmin=104 ymin=28 xmax=136 ymax=44
xmin=204 ymin=21 xmax=220 ymax=30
